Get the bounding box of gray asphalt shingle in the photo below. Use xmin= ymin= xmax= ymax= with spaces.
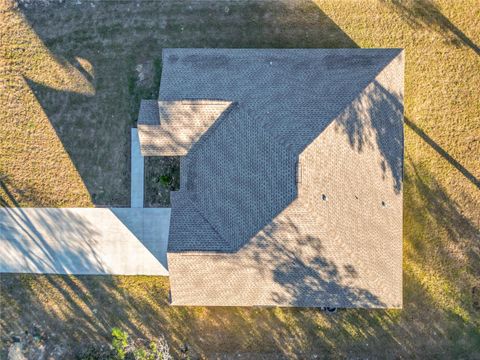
xmin=140 ymin=48 xmax=405 ymax=307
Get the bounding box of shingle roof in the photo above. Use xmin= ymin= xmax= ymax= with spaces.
xmin=171 ymin=103 xmax=297 ymax=251
xmin=137 ymin=100 xmax=232 ymax=156
xmin=143 ymin=48 xmax=404 ymax=308
xmin=168 ymin=191 xmax=228 ymax=251
xmin=138 ymin=100 xmax=159 ymax=125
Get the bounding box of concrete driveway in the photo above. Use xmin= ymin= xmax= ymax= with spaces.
xmin=0 ymin=207 xmax=170 ymax=275
xmin=0 ymin=129 xmax=170 ymax=276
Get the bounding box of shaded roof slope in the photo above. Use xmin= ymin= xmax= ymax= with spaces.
xmin=169 ymin=103 xmax=297 ymax=251
xmin=168 ymin=191 xmax=228 ymax=252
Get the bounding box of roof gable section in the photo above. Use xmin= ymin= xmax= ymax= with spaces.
xmin=137 ymin=100 xmax=233 ymax=156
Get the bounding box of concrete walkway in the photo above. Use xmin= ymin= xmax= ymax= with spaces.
xmin=0 ymin=128 xmax=171 ymax=276
xmin=131 ymin=128 xmax=144 ymax=208
xmin=0 ymin=208 xmax=170 ymax=275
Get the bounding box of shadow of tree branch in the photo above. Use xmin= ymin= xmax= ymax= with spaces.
xmin=405 ymin=117 xmax=479 ymax=189
xmin=381 ymin=0 xmax=480 ymax=55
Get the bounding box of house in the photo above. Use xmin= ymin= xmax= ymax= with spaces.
xmin=138 ymin=48 xmax=404 ymax=308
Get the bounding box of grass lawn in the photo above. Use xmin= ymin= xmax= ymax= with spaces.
xmin=1 ymin=0 xmax=479 ymax=358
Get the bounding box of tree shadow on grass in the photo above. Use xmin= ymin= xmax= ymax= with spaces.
xmin=405 ymin=117 xmax=480 ymax=189
xmin=398 ymin=156 xmax=480 ymax=357
xmin=404 ymin=155 xmax=480 ymax=301
xmin=381 ymin=0 xmax=480 ymax=55
xmin=1 ymin=176 xmax=32 ymax=209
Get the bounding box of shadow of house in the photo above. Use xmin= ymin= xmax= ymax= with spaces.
xmin=25 ymin=78 xmax=130 ymax=206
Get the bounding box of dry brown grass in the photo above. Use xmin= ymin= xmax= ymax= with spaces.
xmin=1 ymin=0 xmax=479 ymax=358
xmin=0 ymin=0 xmax=93 ymax=206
